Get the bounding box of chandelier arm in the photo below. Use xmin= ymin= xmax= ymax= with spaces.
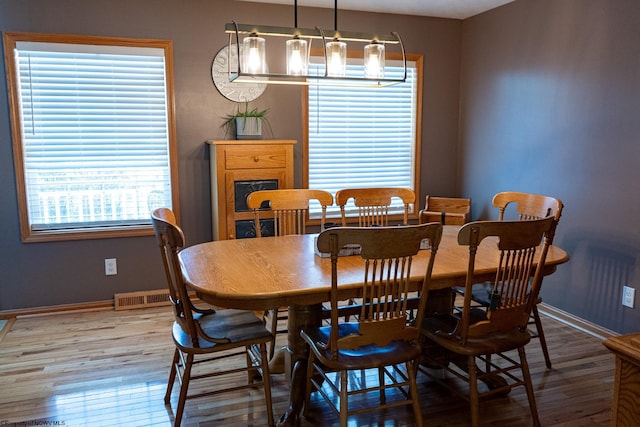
xmin=317 ymin=27 xmax=329 ymax=78
xmin=392 ymin=31 xmax=407 ymax=81
xmin=232 ymin=21 xmax=241 ymax=75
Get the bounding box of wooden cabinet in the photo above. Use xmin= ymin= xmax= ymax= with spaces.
xmin=208 ymin=140 xmax=295 ymax=240
xmin=603 ymin=333 xmax=640 ymax=426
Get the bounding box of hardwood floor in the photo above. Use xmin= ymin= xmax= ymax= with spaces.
xmin=0 ymin=306 xmax=614 ymax=426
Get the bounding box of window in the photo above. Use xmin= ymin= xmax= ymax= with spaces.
xmin=304 ymin=53 xmax=422 ymax=219
xmin=3 ymin=32 xmax=178 ymax=242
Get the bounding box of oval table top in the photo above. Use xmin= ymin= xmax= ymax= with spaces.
xmin=179 ymin=225 xmax=570 ymax=311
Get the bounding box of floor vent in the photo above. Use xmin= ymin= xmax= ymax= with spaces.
xmin=114 ymin=290 xmax=171 ymax=311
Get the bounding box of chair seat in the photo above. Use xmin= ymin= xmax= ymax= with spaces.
xmin=456 ymin=284 xmax=543 ymax=311
xmin=469 ymin=283 xmax=492 ymax=305
xmin=301 ymin=322 xmax=421 ymax=371
xmin=172 ymin=309 xmax=272 ymax=353
xmin=453 ymin=282 xmax=492 ymax=305
xmin=422 ymin=314 xmax=531 ymax=357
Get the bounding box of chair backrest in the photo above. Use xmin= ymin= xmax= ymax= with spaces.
xmin=493 ymin=191 xmax=562 ymax=220
xmin=151 ymin=208 xmax=198 ymax=343
xmin=493 ymin=191 xmax=563 ymax=246
xmin=419 ymin=195 xmax=471 ymax=225
xmin=335 ymin=187 xmax=415 ymax=227
xmin=246 ymin=189 xmax=334 ymax=237
xmin=316 ymin=223 xmax=443 ymax=358
xmin=452 ymin=217 xmax=556 ymax=344
xmin=152 ymin=208 xmax=229 ymax=349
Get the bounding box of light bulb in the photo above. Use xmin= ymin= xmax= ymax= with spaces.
xmin=326 ymin=40 xmax=346 ymax=77
xmin=286 ymin=38 xmax=308 ymax=75
xmin=364 ymin=42 xmax=385 ymax=78
xmin=242 ymin=35 xmax=266 ymax=74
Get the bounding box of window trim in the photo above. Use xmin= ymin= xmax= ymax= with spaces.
xmin=302 ymin=51 xmax=423 ymax=223
xmin=3 ymin=32 xmax=180 ymax=242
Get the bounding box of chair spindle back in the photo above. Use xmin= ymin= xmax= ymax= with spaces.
xmin=316 ymin=223 xmax=443 ymax=357
xmin=335 ymin=187 xmax=415 ymax=227
xmin=454 ymin=217 xmax=556 ymax=343
xmin=247 ymin=189 xmax=333 ymax=237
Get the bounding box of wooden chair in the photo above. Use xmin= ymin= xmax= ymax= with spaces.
xmin=465 ymin=191 xmax=563 ymax=369
xmin=151 ymin=208 xmax=274 ymax=427
xmin=246 ymin=189 xmax=334 ymax=360
xmin=420 ymin=217 xmax=556 ymax=427
xmin=301 ymin=223 xmax=443 ymax=426
xmin=418 ymin=195 xmax=471 ymax=225
xmin=335 ymin=187 xmax=415 ymax=227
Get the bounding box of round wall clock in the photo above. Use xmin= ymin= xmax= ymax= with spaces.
xmin=211 ymin=44 xmax=267 ymax=102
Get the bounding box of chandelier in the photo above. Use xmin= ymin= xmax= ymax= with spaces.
xmin=224 ymin=0 xmax=406 ymax=87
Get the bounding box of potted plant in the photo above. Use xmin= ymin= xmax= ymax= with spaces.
xmin=221 ymin=102 xmax=273 ymax=140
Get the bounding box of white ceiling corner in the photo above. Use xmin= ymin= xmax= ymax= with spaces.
xmin=234 ymin=0 xmax=515 ymax=20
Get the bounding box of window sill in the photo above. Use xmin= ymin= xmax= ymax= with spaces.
xmin=22 ymin=225 xmax=155 ymax=243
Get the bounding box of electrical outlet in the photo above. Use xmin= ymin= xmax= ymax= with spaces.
xmin=622 ymin=285 xmax=635 ymax=308
xmin=105 ymin=258 xmax=117 ymax=276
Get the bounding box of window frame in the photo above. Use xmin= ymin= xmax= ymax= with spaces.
xmin=303 ymin=51 xmax=423 ymax=223
xmin=3 ymin=32 xmax=179 ymax=242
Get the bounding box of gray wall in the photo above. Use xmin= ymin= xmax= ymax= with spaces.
xmin=460 ymin=0 xmax=640 ymax=333
xmin=0 ymin=2 xmax=461 ymax=310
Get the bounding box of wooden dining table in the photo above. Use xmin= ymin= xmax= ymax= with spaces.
xmin=178 ymin=225 xmax=569 ymax=426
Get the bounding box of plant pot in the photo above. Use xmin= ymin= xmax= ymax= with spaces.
xmin=235 ymin=117 xmax=262 ymax=140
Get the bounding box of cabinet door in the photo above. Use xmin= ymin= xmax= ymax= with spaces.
xmin=224 ymin=169 xmax=288 ymax=239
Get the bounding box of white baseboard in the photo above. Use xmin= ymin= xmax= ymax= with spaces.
xmin=538 ymin=302 xmax=618 ymax=340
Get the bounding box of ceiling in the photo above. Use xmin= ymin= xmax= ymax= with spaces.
xmin=235 ymin=0 xmax=515 ymax=20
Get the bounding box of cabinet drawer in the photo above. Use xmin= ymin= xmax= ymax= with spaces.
xmin=224 ymin=145 xmax=288 ymax=170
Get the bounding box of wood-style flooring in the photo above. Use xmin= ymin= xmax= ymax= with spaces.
xmin=0 ymin=306 xmax=614 ymax=426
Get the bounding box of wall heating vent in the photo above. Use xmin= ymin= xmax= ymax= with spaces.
xmin=114 ymin=290 xmax=171 ymax=311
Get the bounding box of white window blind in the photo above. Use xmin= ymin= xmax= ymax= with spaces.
xmin=307 ymin=59 xmax=418 ymax=217
xmin=14 ymin=42 xmax=172 ymax=231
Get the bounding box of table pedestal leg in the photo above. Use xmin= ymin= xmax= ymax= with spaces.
xmin=277 ymin=303 xmax=323 ymax=427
